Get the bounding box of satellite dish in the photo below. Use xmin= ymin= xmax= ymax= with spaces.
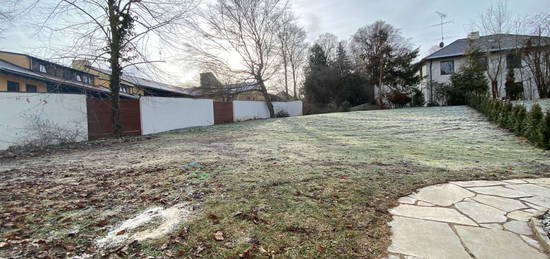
xmin=439 ymin=42 xmax=445 ymax=48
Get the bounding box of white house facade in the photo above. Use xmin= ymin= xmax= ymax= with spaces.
xmin=418 ymin=32 xmax=547 ymax=105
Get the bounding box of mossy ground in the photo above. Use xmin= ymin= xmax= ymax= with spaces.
xmin=1 ymin=106 xmax=549 ymax=258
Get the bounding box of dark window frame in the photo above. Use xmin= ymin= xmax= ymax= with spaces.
xmin=478 ymin=56 xmax=488 ymax=71
xmin=440 ymin=60 xmax=455 ymax=75
xmin=506 ymin=53 xmax=521 ymax=69
xmin=7 ymin=81 xmax=20 ymax=92
xmin=26 ymin=84 xmax=38 ymax=93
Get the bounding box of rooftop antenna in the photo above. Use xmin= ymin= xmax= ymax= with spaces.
xmin=432 ymin=11 xmax=453 ymax=48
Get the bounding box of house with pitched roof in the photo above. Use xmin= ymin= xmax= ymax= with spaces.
xmin=71 ymin=60 xmax=191 ymax=97
xmin=418 ymin=32 xmax=549 ymax=104
xmin=0 ymin=51 xmax=136 ymax=98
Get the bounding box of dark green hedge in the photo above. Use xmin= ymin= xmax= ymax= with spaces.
xmin=468 ymin=95 xmax=550 ymax=149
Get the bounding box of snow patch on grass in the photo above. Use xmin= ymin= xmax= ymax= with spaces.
xmin=96 ymin=203 xmax=192 ymax=250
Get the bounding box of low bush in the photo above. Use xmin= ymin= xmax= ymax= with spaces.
xmin=513 ymin=106 xmax=527 ymax=136
xmin=276 ymin=110 xmax=290 ymax=118
xmin=525 ymin=104 xmax=545 ymax=147
xmin=388 ymin=90 xmax=412 ymax=108
xmin=467 ymin=95 xmax=550 ymax=149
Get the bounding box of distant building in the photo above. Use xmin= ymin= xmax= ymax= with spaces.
xmin=0 ymin=51 xmax=135 ymax=98
xmin=418 ymin=32 xmax=550 ymax=104
xmin=72 ymin=60 xmax=190 ymax=97
xmin=183 ymin=72 xmax=289 ymax=102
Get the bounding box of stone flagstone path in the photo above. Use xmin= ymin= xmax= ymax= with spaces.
xmin=387 ymin=178 xmax=550 ymax=259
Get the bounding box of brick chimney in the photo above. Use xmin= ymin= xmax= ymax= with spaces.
xmin=467 ymin=31 xmax=480 ymax=40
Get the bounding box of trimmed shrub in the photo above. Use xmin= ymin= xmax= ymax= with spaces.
xmin=513 ymin=105 xmax=527 ymax=136
xmin=466 ymin=94 xmax=549 ymax=149
xmin=542 ymin=111 xmax=550 ymax=149
xmin=497 ymin=102 xmax=512 ymax=128
xmin=525 ymin=104 xmax=544 ymax=145
xmin=489 ymin=100 xmax=501 ymax=121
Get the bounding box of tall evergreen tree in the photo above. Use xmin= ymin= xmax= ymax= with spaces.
xmin=451 ymin=48 xmax=489 ymax=99
xmin=303 ymin=44 xmax=338 ymax=105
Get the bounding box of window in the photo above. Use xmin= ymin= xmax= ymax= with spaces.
xmin=478 ymin=56 xmax=488 ymax=71
xmin=507 ymin=54 xmax=521 ymax=69
xmin=26 ymin=84 xmax=37 ymax=93
xmin=7 ymin=81 xmax=20 ymax=92
xmin=39 ymin=64 xmax=47 ymax=73
xmin=76 ymin=74 xmax=82 ymax=82
xmin=440 ymin=60 xmax=454 ymax=75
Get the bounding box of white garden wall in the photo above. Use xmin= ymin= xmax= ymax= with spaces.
xmin=0 ymin=93 xmax=88 ymax=150
xmin=233 ymin=101 xmax=270 ymax=121
xmin=274 ymin=101 xmax=303 ymax=116
xmin=140 ymin=97 xmax=214 ymax=135
xmin=233 ymin=100 xmax=303 ymax=121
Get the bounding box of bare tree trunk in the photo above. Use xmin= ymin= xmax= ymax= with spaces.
xmin=377 ymin=59 xmax=385 ymax=108
xmin=283 ymin=56 xmax=289 ymax=95
xmin=291 ymin=65 xmax=297 ymax=99
xmin=491 ymin=80 xmax=498 ymax=99
xmin=108 ymin=0 xmax=122 ymax=137
xmin=258 ymin=79 xmax=275 ymax=117
xmin=282 ymin=42 xmax=289 ymax=96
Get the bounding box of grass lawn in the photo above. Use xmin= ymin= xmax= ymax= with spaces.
xmin=1 ymin=106 xmax=550 ymax=258
xmin=513 ymin=98 xmax=550 ymax=111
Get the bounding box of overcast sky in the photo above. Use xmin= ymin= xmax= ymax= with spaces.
xmin=292 ymin=0 xmax=549 ymax=55
xmin=1 ymin=0 xmax=548 ymax=86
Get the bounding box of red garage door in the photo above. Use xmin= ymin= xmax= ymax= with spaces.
xmin=87 ymin=98 xmax=141 ymax=140
xmin=213 ymin=101 xmax=233 ymax=124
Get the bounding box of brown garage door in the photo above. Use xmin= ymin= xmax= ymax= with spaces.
xmin=214 ymin=101 xmax=233 ymax=124
xmin=87 ymin=98 xmax=141 ymax=140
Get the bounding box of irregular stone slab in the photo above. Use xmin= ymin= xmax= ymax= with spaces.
xmin=505 ymin=184 xmax=550 ymax=198
xmin=410 ymin=184 xmax=474 ymax=206
xmin=507 ymin=210 xmax=533 ymax=221
xmin=388 ymin=216 xmax=471 ymax=259
xmin=521 ymin=235 xmax=543 ymax=251
xmin=467 ymin=186 xmax=531 ymax=198
xmin=504 ymin=220 xmax=532 ymax=235
xmin=525 ymin=209 xmax=538 ymax=214
xmin=472 ymin=194 xmax=528 ymax=212
xmin=480 ymin=223 xmax=503 ymax=230
xmin=522 ymin=196 xmax=550 ymax=208
xmin=390 ymin=204 xmax=477 ymax=226
xmin=452 ymin=180 xmax=504 ymax=187
xmin=503 ymin=179 xmax=529 ymax=184
xmin=398 ymin=196 xmax=416 ymax=204
xmin=524 ymin=178 xmax=550 ymax=185
xmin=455 ymin=226 xmax=547 ymax=259
xmin=525 ymin=202 xmax=546 ymax=211
xmin=455 ymin=201 xmax=507 ymax=223
xmin=416 ymin=201 xmax=434 ymax=207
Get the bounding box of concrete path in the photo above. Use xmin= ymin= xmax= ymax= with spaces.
xmin=387 ymin=178 xmax=550 ymax=259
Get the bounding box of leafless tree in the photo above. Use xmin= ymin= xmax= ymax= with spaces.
xmin=477 ymin=0 xmax=513 ymax=99
xmin=184 ymin=0 xmax=288 ymax=117
xmin=0 ymin=0 xmax=16 ymax=35
xmin=286 ymin=24 xmax=308 ymax=99
xmin=38 ymin=0 xmax=197 ymax=136
xmin=316 ymin=33 xmax=338 ymax=63
xmin=520 ymin=14 xmax=550 ymax=99
xmin=276 ymin=12 xmax=307 ymax=99
xmin=277 ymin=11 xmax=295 ymax=96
